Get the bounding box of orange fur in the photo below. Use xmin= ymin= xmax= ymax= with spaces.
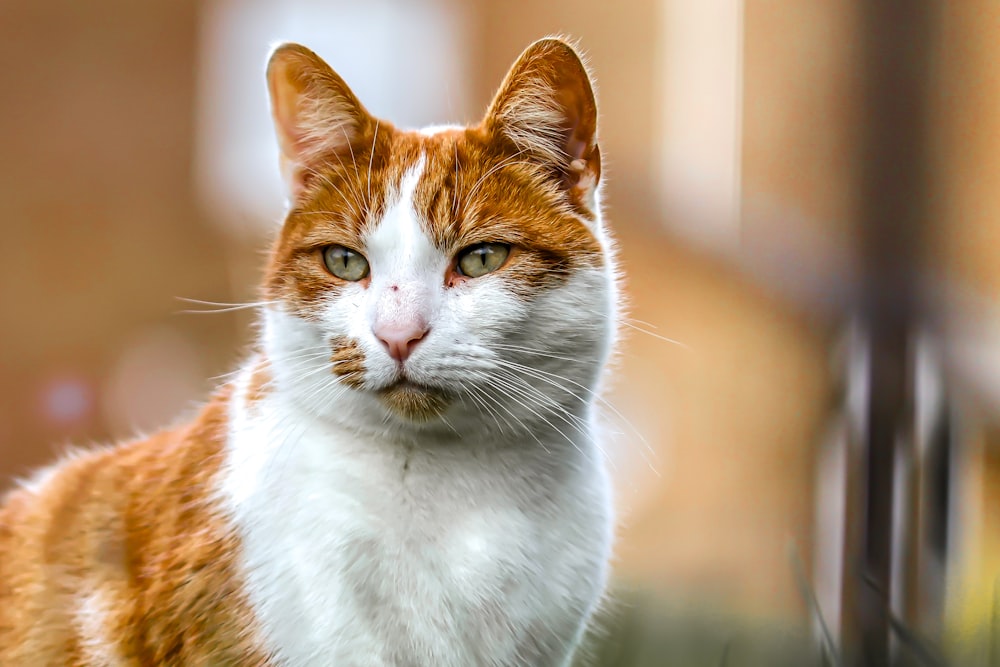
xmin=0 ymin=388 xmax=273 ymax=664
xmin=246 ymin=358 xmax=273 ymax=407
xmin=330 ymin=336 xmax=367 ymax=389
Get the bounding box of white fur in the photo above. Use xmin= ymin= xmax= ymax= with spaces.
xmin=365 ymin=157 xmax=442 ymax=345
xmin=73 ymin=589 xmax=125 ymax=666
xmin=17 ymin=463 xmax=65 ymax=496
xmin=220 ymin=149 xmax=618 ymax=665
xmin=17 ymin=447 xmax=103 ymax=496
xmin=417 ymin=123 xmax=464 ymax=137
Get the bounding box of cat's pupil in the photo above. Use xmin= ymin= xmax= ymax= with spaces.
xmin=323 ymin=245 xmax=370 ymax=281
xmin=456 ymin=243 xmax=509 ymax=279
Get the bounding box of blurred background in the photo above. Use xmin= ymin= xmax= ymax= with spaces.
xmin=2 ymin=0 xmax=1000 ymax=664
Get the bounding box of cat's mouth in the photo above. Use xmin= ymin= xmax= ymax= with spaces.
xmin=375 ymin=378 xmax=453 ymax=422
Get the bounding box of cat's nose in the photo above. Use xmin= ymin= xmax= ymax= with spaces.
xmin=374 ymin=322 xmax=429 ymax=363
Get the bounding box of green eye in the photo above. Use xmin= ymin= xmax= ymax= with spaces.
xmin=323 ymin=245 xmax=370 ymax=281
xmin=456 ymin=243 xmax=510 ymax=278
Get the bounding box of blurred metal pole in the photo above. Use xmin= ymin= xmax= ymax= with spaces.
xmin=844 ymin=0 xmax=935 ymax=665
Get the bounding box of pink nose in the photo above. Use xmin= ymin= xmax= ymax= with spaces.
xmin=374 ymin=322 xmax=429 ymax=363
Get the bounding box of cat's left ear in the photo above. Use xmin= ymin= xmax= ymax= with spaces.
xmin=485 ymin=38 xmax=601 ymax=206
xmin=266 ymin=43 xmax=375 ymax=200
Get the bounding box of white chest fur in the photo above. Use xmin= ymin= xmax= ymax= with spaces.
xmin=219 ymin=377 xmax=613 ymax=667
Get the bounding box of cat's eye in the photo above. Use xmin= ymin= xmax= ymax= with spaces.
xmin=323 ymin=245 xmax=370 ymax=281
xmin=456 ymin=243 xmax=510 ymax=278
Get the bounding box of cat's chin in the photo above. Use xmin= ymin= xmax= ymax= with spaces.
xmin=375 ymin=380 xmax=453 ymax=423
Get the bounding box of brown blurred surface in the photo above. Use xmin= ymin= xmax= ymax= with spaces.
xmin=742 ymin=0 xmax=861 ymax=257
xmin=0 ymin=0 xmax=247 ymax=477
xmin=935 ymin=1 xmax=1000 ymax=297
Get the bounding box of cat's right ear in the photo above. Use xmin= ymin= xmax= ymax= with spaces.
xmin=266 ymin=43 xmax=373 ymax=199
xmin=484 ymin=38 xmax=601 ymax=207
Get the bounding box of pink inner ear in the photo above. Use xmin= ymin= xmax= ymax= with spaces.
xmin=484 ymin=40 xmax=600 ymax=197
xmin=566 ymin=132 xmax=588 ymax=163
xmin=558 ymin=102 xmax=600 ymax=191
xmin=267 ymin=44 xmax=376 ymax=199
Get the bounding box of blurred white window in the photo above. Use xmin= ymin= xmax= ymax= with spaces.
xmin=194 ymin=0 xmax=471 ymax=236
xmin=657 ymin=0 xmax=744 ymax=247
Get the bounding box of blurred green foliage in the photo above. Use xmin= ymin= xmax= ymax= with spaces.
xmin=581 ymin=585 xmax=816 ymax=667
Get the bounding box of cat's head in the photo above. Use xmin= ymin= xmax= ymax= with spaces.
xmin=260 ymin=38 xmax=618 ymax=436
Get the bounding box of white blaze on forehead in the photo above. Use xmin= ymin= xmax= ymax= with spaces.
xmin=365 ymin=154 xmax=443 ymax=326
xmin=74 ymin=588 xmax=127 ymax=665
xmin=418 ymin=123 xmax=463 ymax=137
xmin=365 ymin=155 xmax=438 ymax=272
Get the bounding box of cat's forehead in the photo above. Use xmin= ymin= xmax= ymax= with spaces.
xmin=282 ymin=125 xmax=599 ymax=256
xmin=363 ymin=154 xmax=438 ymax=272
xmin=264 ymin=124 xmax=605 ymax=314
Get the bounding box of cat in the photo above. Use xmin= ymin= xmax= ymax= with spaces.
xmin=0 ymin=36 xmax=619 ymax=666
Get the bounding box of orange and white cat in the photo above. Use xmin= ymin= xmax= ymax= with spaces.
xmin=0 ymin=37 xmax=618 ymax=666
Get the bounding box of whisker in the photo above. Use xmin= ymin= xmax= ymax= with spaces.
xmin=456 ymin=377 xmax=509 ymax=436
xmin=301 ymin=167 xmax=362 ymax=220
xmin=293 ymin=210 xmax=357 ymax=217
xmin=620 ymin=320 xmax=690 ymax=349
xmin=452 ymin=141 xmax=461 ymax=219
xmin=342 ymin=127 xmax=363 ymax=186
xmin=490 ymin=369 xmax=614 ymax=469
xmin=489 ymin=343 xmax=579 ymax=364
xmin=476 ymin=370 xmax=591 ymax=462
xmin=474 ymin=380 xmax=551 ymax=454
xmin=494 ymin=357 xmax=659 ymax=475
xmin=463 ymin=151 xmax=530 ymax=208
xmin=525 ymin=366 xmax=654 ymax=467
xmin=367 ymin=120 xmax=380 ymax=208
xmin=491 ymin=372 xmax=592 ymax=444
xmin=328 ymin=133 xmax=368 ymax=211
xmin=462 ymin=368 xmax=537 ymax=440
xmin=534 ymin=303 xmax=691 ymax=351
xmin=175 ymin=297 xmax=271 ymax=315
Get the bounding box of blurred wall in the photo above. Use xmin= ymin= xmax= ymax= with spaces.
xmin=936 ymin=1 xmax=1000 ymax=297
xmin=934 ymin=1 xmax=1000 ymax=639
xmin=0 ymin=0 xmax=241 ymax=477
xmin=742 ymin=0 xmax=861 ymax=262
